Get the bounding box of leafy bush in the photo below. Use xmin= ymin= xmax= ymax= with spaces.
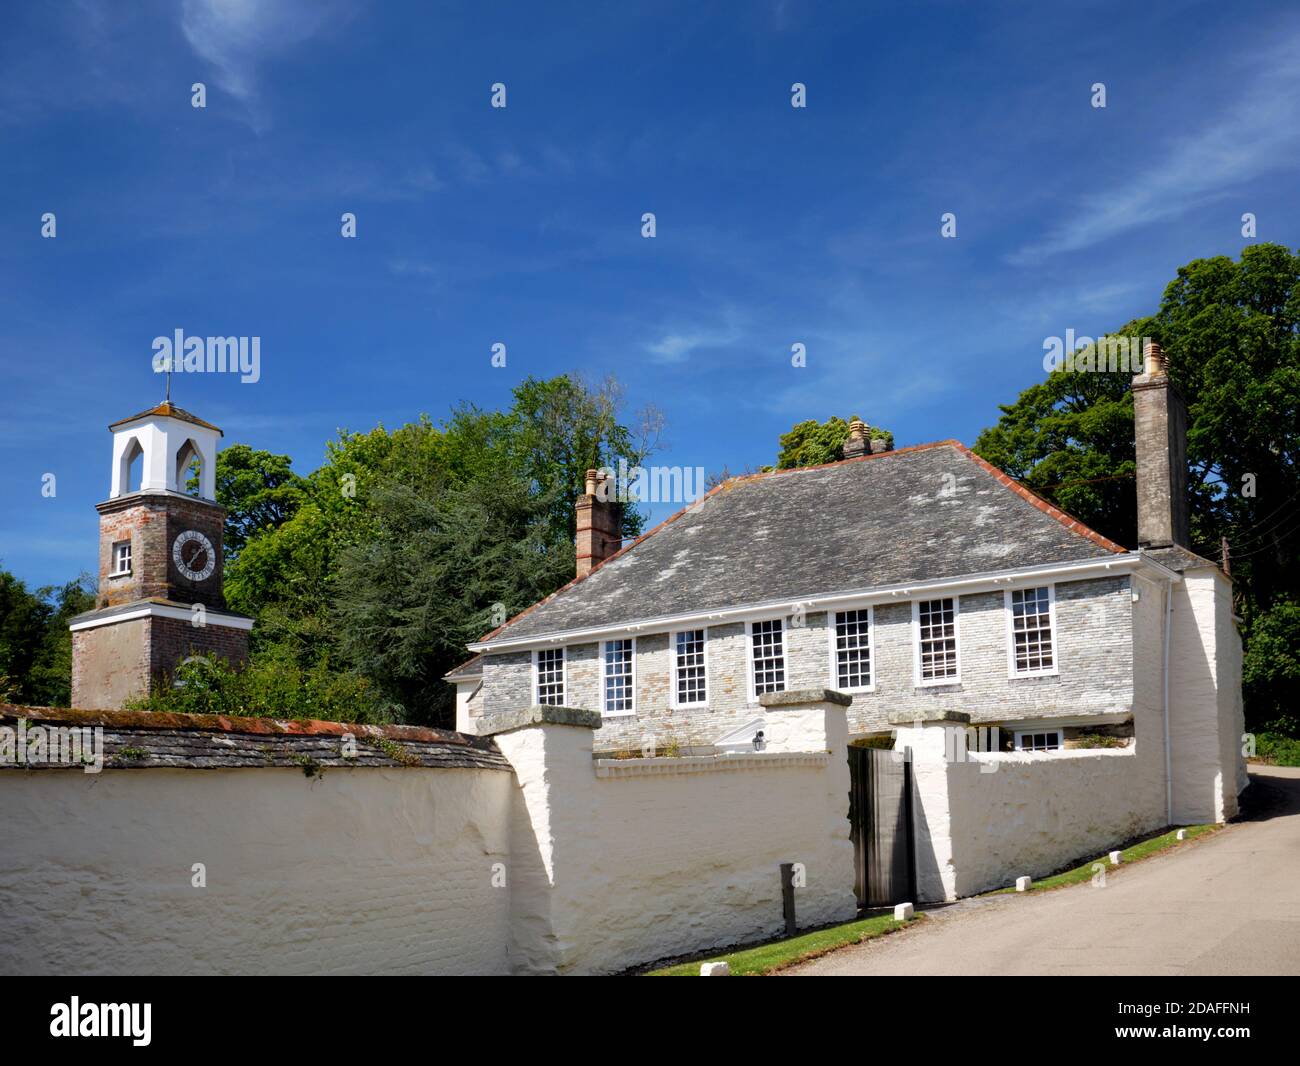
xmin=1253 ymin=732 xmax=1300 ymax=767
xmin=124 ymin=654 xmax=393 ymax=725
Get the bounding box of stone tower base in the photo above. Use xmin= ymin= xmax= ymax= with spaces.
xmin=69 ymin=601 xmax=251 ymax=711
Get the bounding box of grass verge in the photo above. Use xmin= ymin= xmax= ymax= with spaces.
xmin=985 ymin=824 xmax=1218 ymax=895
xmin=645 ymin=913 xmax=918 ymax=976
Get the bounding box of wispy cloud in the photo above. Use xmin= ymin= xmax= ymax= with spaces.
xmin=180 ymin=0 xmax=356 ymax=130
xmin=644 ymin=315 xmax=746 ymax=364
xmin=1009 ymin=30 xmax=1300 ymax=265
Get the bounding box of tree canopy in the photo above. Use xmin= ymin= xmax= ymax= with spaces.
xmin=973 ymin=244 xmax=1300 ymax=731
xmin=214 ymin=373 xmax=657 ymax=725
xmin=0 ymin=571 xmax=93 ymax=706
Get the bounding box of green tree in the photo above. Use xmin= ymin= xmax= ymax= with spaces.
xmin=774 ymin=416 xmax=894 ymax=469
xmin=971 ymin=332 xmax=1140 ymax=547
xmin=333 ymin=469 xmax=574 ymax=722
xmin=0 ymin=569 xmax=94 ymax=706
xmin=221 ymin=373 xmax=656 ymax=726
xmin=974 ymin=244 xmax=1300 ymax=734
xmin=1242 ymin=600 xmax=1300 ymax=735
xmin=190 ymin=444 xmax=306 ymax=558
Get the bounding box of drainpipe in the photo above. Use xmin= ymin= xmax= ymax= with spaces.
xmin=1162 ymin=578 xmax=1174 ymax=825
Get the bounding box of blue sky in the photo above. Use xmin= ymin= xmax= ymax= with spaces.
xmin=2 ymin=0 xmax=1298 ymax=588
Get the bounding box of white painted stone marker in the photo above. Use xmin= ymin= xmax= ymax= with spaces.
xmin=1015 ymin=876 xmax=1032 ymax=892
xmin=700 ymin=961 xmax=731 ymax=976
xmin=894 ymin=902 xmax=914 ymax=921
xmin=1176 ymin=829 xmax=1187 ymax=841
xmin=1109 ymin=851 xmax=1122 ymax=865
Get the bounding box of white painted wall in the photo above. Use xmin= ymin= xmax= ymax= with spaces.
xmin=1169 ymin=568 xmax=1245 ymax=823
xmin=0 ymin=767 xmax=514 ymax=975
xmin=453 ymin=678 xmax=483 ymax=734
xmin=493 ymin=698 xmax=857 ymax=975
xmin=897 ymin=722 xmax=1168 ymax=901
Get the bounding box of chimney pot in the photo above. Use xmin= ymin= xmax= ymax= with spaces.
xmin=843 ymin=419 xmax=869 ymax=459
xmin=1143 ymin=339 xmax=1167 ymax=376
xmin=584 ymin=468 xmax=599 ymax=496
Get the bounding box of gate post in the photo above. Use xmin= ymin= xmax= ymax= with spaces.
xmin=759 ymin=688 xmax=856 ymax=927
xmin=888 ymin=711 xmax=971 ymax=903
xmin=758 ymin=686 xmax=852 ymax=754
xmin=478 ymin=704 xmax=602 ymax=975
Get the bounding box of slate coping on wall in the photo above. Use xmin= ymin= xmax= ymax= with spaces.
xmin=887 ymin=709 xmax=972 ymax=725
xmin=759 ymin=688 xmax=853 ymax=708
xmin=0 ymin=703 xmax=510 ymax=772
xmin=476 ymin=704 xmax=603 ymax=736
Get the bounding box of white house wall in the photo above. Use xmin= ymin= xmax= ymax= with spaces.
xmin=1167 ymin=568 xmax=1245 ymax=823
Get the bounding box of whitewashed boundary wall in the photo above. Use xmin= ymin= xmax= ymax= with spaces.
xmin=0 ymin=766 xmax=515 ymax=975
xmin=896 ymin=714 xmax=1167 ymax=901
xmin=484 ymin=690 xmax=858 ymax=975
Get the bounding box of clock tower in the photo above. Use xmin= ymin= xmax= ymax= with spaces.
xmin=69 ymin=401 xmax=252 ymax=709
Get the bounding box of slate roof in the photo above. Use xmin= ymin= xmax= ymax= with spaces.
xmin=443 ymin=654 xmax=483 ymax=681
xmin=0 ymin=705 xmax=510 ymax=772
xmin=481 ymin=441 xmax=1127 ymax=643
xmin=1144 ymin=544 xmax=1221 ymax=573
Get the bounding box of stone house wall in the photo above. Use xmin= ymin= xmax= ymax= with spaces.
xmin=477 ymin=575 xmax=1136 ymax=752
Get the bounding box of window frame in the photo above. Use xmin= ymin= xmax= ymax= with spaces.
xmin=1013 ymin=729 xmax=1064 ymax=752
xmin=111 ymin=539 xmax=133 ymax=577
xmin=600 ymin=637 xmax=637 ymax=718
xmin=669 ymin=627 xmax=710 ymax=710
xmin=912 ymin=596 xmax=961 ymax=687
xmin=532 ymin=646 xmax=566 ymax=707
xmin=746 ymin=617 xmax=788 ymax=704
xmin=1004 ymin=584 xmax=1059 ymax=679
xmin=826 ymin=607 xmax=875 ymax=693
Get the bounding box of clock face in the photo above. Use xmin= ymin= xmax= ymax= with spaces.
xmin=172 ymin=529 xmax=216 ymax=582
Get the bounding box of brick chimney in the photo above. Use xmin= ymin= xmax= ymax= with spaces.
xmin=1132 ymin=340 xmax=1189 ymax=549
xmin=575 ymin=468 xmax=622 ymax=577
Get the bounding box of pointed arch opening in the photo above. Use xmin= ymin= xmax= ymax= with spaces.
xmin=119 ymin=437 xmax=145 ymax=494
xmin=175 ymin=439 xmax=202 ymax=495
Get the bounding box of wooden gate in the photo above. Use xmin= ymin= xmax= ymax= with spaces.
xmin=848 ymin=745 xmax=916 ymax=908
